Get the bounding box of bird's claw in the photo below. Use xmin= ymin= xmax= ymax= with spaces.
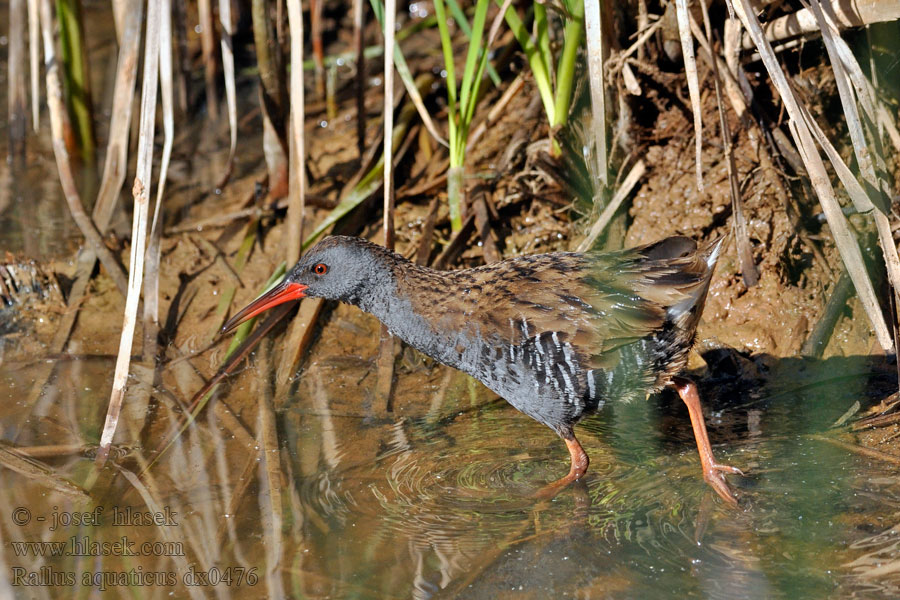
xmin=703 ymin=462 xmax=742 ymax=506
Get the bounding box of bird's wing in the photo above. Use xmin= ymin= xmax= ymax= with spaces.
xmin=460 ymin=237 xmax=717 ymax=370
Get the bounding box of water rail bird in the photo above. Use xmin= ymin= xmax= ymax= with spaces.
xmin=223 ymin=235 xmax=742 ymax=505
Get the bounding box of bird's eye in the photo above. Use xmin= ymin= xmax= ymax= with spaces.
xmin=313 ymin=263 xmax=328 ymax=275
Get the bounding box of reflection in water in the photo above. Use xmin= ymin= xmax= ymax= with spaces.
xmin=1 ymin=331 xmax=900 ymax=598
xmin=269 ymin=350 xmax=899 ymax=598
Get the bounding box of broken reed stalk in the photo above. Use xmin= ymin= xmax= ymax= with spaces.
xmin=217 ymin=0 xmax=238 ymax=188
xmin=96 ymin=0 xmax=162 ymax=465
xmin=39 ymin=0 xmax=128 ymax=296
xmin=729 ymin=0 xmax=893 ymax=353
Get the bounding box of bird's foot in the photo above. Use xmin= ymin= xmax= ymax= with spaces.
xmin=703 ymin=461 xmax=742 ymax=507
xmin=533 ymin=436 xmax=590 ymax=501
xmin=533 ymin=471 xmax=580 ymax=501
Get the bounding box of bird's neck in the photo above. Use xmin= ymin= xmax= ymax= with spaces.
xmin=350 ymin=257 xmax=466 ymax=366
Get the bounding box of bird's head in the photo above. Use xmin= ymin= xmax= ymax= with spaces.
xmin=221 ymin=236 xmax=390 ymax=334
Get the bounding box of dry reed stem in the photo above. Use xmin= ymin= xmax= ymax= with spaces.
xmin=8 ymin=0 xmax=27 ymax=158
xmin=730 ymin=0 xmax=893 ymax=352
xmin=144 ymin=0 xmax=176 ymax=358
xmin=354 ymin=0 xmax=366 ymax=155
xmin=584 ymin=0 xmax=607 ymax=187
xmin=810 ymin=0 xmax=879 ymax=211
xmin=675 ymin=0 xmax=704 ymax=194
xmin=27 ymin=0 xmax=39 ymax=131
xmin=217 ymin=0 xmax=238 ymax=188
xmin=97 ymin=0 xmax=162 ymax=464
xmin=808 ymin=0 xmax=900 ymax=301
xmin=15 ymin=1 xmax=145 ymax=430
xmin=286 ymin=0 xmax=307 ymax=265
xmin=375 ymin=0 xmax=399 ymax=413
xmin=198 ymin=0 xmax=219 ymax=120
xmin=276 ymin=0 xmax=313 ymax=398
xmin=253 ymin=0 xmax=290 ymax=197
xmin=740 ymin=0 xmax=900 ymax=49
xmin=95 ymin=0 xmax=142 ymax=230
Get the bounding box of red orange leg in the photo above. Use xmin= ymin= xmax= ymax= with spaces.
xmin=671 ymin=376 xmax=742 ymax=506
xmin=536 ymin=435 xmax=589 ymax=500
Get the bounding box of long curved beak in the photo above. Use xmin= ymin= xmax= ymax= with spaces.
xmin=221 ymin=281 xmax=308 ymax=334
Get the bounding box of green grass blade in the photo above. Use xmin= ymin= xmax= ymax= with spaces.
xmin=497 ymin=0 xmax=554 ymax=123
xmin=445 ymin=0 xmax=501 ymax=87
xmin=432 ymin=0 xmax=458 ymax=109
xmin=534 ymin=1 xmax=552 ymax=89
xmin=432 ymin=0 xmax=460 ymax=163
xmin=458 ymin=0 xmax=490 ymax=125
xmin=553 ymin=0 xmax=583 ymax=127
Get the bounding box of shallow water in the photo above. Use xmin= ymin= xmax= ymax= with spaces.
xmin=2 ymin=4 xmax=899 ymax=597
xmin=1 ymin=339 xmax=899 ymax=599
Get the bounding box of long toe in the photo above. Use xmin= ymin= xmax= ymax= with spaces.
xmin=704 ymin=467 xmax=739 ymax=507
xmin=712 ymin=462 xmax=744 ymax=476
